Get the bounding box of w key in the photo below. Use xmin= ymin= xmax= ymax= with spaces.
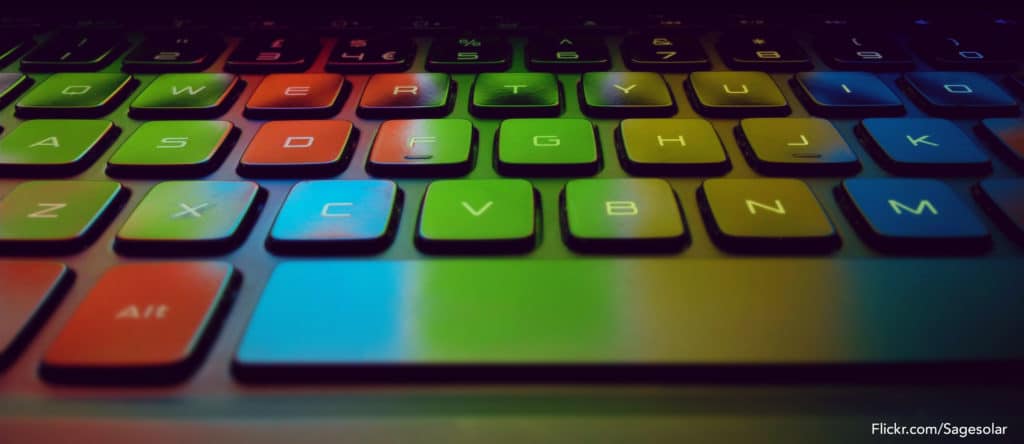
xmin=580 ymin=72 xmax=675 ymax=117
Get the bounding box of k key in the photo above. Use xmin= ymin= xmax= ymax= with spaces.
xmin=327 ymin=37 xmax=415 ymax=73
xmin=226 ymin=34 xmax=320 ymax=73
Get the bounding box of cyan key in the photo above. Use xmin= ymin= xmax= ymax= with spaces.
xmin=0 ymin=180 xmax=125 ymax=253
xmin=793 ymin=72 xmax=904 ymax=117
xmin=0 ymin=119 xmax=116 ymax=176
xmin=858 ymin=118 xmax=991 ymax=175
xmin=902 ymin=72 xmax=1018 ymax=117
xmin=15 ymin=73 xmax=133 ymax=118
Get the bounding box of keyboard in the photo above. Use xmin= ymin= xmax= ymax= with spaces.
xmin=2 ymin=12 xmax=1024 ymax=440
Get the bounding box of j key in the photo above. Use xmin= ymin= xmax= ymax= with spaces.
xmin=562 ymin=178 xmax=686 ymax=253
xmin=617 ymin=118 xmax=729 ymax=176
xmin=0 ymin=261 xmax=69 ymax=368
xmin=107 ymin=121 xmax=235 ymax=178
xmin=357 ymin=73 xmax=453 ymax=119
xmin=837 ymin=179 xmax=990 ymax=254
xmin=0 ymin=119 xmax=116 ymax=176
xmin=497 ymin=118 xmax=599 ymax=176
xmin=858 ymin=118 xmax=991 ymax=175
xmin=427 ymin=36 xmax=510 ymax=72
xmin=122 ymin=33 xmax=224 ymax=73
xmin=686 ymin=71 xmax=789 ymax=117
xmin=470 ymin=73 xmax=561 ymax=118
xmin=15 ymin=73 xmax=133 ymax=118
xmin=717 ymin=33 xmax=811 ymax=71
xmin=267 ymin=180 xmax=399 ymax=254
xmin=244 ymin=74 xmax=346 ymax=119
xmin=913 ymin=34 xmax=1016 ymax=71
xmin=973 ymin=178 xmax=1024 ymax=245
xmin=41 ymin=262 xmax=236 ymax=383
xmin=527 ymin=35 xmax=610 ymax=72
xmin=698 ymin=178 xmax=839 ymax=253
xmin=20 ymin=32 xmax=124 ymax=72
xmin=0 ymin=74 xmax=31 ymax=109
xmin=226 ymin=34 xmax=320 ymax=73
xmin=367 ymin=119 xmax=474 ymax=177
xmin=816 ymin=34 xmax=913 ymax=71
xmin=326 ymin=37 xmax=415 ymax=73
xmin=580 ymin=72 xmax=675 ymax=117
xmin=978 ymin=118 xmax=1024 ymax=171
xmin=239 ymin=120 xmax=354 ymax=177
xmin=737 ymin=118 xmax=860 ymax=176
xmin=0 ymin=34 xmax=31 ymax=68
xmin=0 ymin=180 xmax=125 ymax=254
xmin=417 ymin=179 xmax=536 ymax=254
xmin=902 ymin=72 xmax=1019 ymax=117
xmin=793 ymin=72 xmax=904 ymax=117
xmin=621 ymin=34 xmax=709 ymax=72
xmin=115 ymin=181 xmax=262 ymax=255
xmin=129 ymin=73 xmax=241 ymax=119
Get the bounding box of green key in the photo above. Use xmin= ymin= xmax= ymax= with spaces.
xmin=618 ymin=118 xmax=729 ymax=176
xmin=470 ymin=73 xmax=561 ymax=118
xmin=497 ymin=118 xmax=599 ymax=176
xmin=0 ymin=180 xmax=125 ymax=253
xmin=107 ymin=120 xmax=234 ymax=177
xmin=0 ymin=120 xmax=115 ymax=176
xmin=15 ymin=73 xmax=133 ymax=118
xmin=116 ymin=180 xmax=262 ymax=255
xmin=129 ymin=73 xmax=240 ymax=119
xmin=563 ymin=178 xmax=687 ymax=253
xmin=580 ymin=72 xmax=675 ymax=117
xmin=416 ymin=179 xmax=536 ymax=253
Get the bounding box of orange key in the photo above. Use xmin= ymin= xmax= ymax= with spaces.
xmin=244 ymin=73 xmax=346 ymax=119
xmin=238 ymin=120 xmax=355 ymax=177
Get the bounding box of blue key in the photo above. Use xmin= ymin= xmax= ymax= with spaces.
xmin=793 ymin=72 xmax=904 ymax=117
xmin=267 ymin=180 xmax=400 ymax=254
xmin=974 ymin=179 xmax=1024 ymax=245
xmin=838 ymin=178 xmax=990 ymax=253
xmin=858 ymin=118 xmax=991 ymax=175
xmin=902 ymin=72 xmax=1018 ymax=117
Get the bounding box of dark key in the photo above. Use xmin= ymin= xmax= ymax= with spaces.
xmin=913 ymin=34 xmax=1016 ymax=71
xmin=244 ymin=74 xmax=346 ymax=119
xmin=621 ymin=34 xmax=709 ymax=72
xmin=617 ymin=118 xmax=729 ymax=176
xmin=901 ymin=72 xmax=1019 ymax=117
xmin=1009 ymin=73 xmax=1024 ymax=97
xmin=858 ymin=118 xmax=991 ymax=175
xmin=226 ymin=34 xmax=320 ymax=73
xmin=0 ymin=34 xmax=32 ymax=68
xmin=978 ymin=118 xmax=1024 ymax=171
xmin=816 ymin=34 xmax=913 ymax=71
xmin=326 ymin=36 xmax=415 ymax=73
xmin=686 ymin=71 xmax=789 ymax=117
xmin=367 ymin=119 xmax=474 ymax=177
xmin=470 ymin=73 xmax=561 ymax=118
xmin=496 ymin=118 xmax=599 ymax=176
xmin=973 ymin=178 xmax=1024 ymax=245
xmin=122 ymin=33 xmax=224 ymax=73
xmin=239 ymin=120 xmax=354 ymax=177
xmin=20 ymin=32 xmax=124 ymax=72
xmin=793 ymin=72 xmax=904 ymax=117
xmin=0 ymin=180 xmax=125 ymax=254
xmin=837 ymin=178 xmax=990 ymax=254
xmin=737 ymin=118 xmax=860 ymax=176
xmin=0 ymin=119 xmax=116 ymax=176
xmin=0 ymin=261 xmax=70 ymax=368
xmin=417 ymin=179 xmax=536 ymax=254
xmin=267 ymin=180 xmax=400 ymax=254
xmin=427 ymin=36 xmax=510 ymax=72
xmin=357 ymin=73 xmax=453 ymax=119
xmin=0 ymin=73 xmax=31 ymax=109
xmin=106 ymin=121 xmax=235 ymax=178
xmin=41 ymin=262 xmax=236 ymax=384
xmin=580 ymin=72 xmax=675 ymax=117
xmin=15 ymin=73 xmax=134 ymax=118
xmin=563 ymin=178 xmax=687 ymax=253
xmin=527 ymin=35 xmax=610 ymax=72
xmin=129 ymin=73 xmax=241 ymax=119
xmin=115 ymin=181 xmax=263 ymax=255
xmin=698 ymin=178 xmax=839 ymax=253
xmin=717 ymin=33 xmax=811 ymax=71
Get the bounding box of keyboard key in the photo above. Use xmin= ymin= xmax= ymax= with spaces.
xmin=686 ymin=71 xmax=789 ymax=117
xmin=129 ymin=73 xmax=241 ymax=119
xmin=357 ymin=73 xmax=453 ymax=119
xmin=122 ymin=33 xmax=224 ymax=73
xmin=416 ymin=179 xmax=536 ymax=254
xmin=244 ymin=74 xmax=346 ymax=119
xmin=0 ymin=261 xmax=70 ymax=367
xmin=563 ymin=178 xmax=686 ymax=253
xmin=326 ymin=36 xmax=415 ymax=73
xmin=41 ymin=262 xmax=236 ymax=383
xmin=617 ymin=118 xmax=729 ymax=175
xmin=226 ymin=34 xmax=320 ymax=73
xmin=621 ymin=33 xmax=709 ymax=72
xmin=427 ymin=36 xmax=510 ymax=72
xmin=718 ymin=33 xmax=811 ymax=71
xmin=978 ymin=118 xmax=1024 ymax=171
xmin=816 ymin=34 xmax=913 ymax=71
xmin=580 ymin=72 xmax=675 ymax=117
xmin=115 ymin=181 xmax=262 ymax=255
xmin=496 ymin=118 xmax=599 ymax=176
xmin=0 ymin=73 xmax=30 ymax=109
xmin=0 ymin=180 xmax=125 ymax=253
xmin=0 ymin=34 xmax=31 ymax=68
xmin=470 ymin=73 xmax=561 ymax=118
xmin=239 ymin=120 xmax=354 ymax=177
xmin=901 ymin=72 xmax=1019 ymax=117
xmin=913 ymin=34 xmax=1016 ymax=71
xmin=858 ymin=118 xmax=991 ymax=175
xmin=0 ymin=119 xmax=116 ymax=176
xmin=737 ymin=118 xmax=860 ymax=176
xmin=837 ymin=178 xmax=990 ymax=254
xmin=20 ymin=32 xmax=124 ymax=72
xmin=527 ymin=35 xmax=610 ymax=72
xmin=267 ymin=180 xmax=399 ymax=254
xmin=107 ymin=121 xmax=235 ymax=178
xmin=699 ymin=178 xmax=839 ymax=253
xmin=15 ymin=73 xmax=133 ymax=118
xmin=973 ymin=178 xmax=1024 ymax=245
xmin=793 ymin=72 xmax=904 ymax=117
xmin=367 ymin=119 xmax=474 ymax=177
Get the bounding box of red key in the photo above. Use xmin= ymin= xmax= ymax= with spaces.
xmin=244 ymin=73 xmax=346 ymax=119
xmin=0 ymin=261 xmax=70 ymax=367
xmin=237 ymin=120 xmax=354 ymax=177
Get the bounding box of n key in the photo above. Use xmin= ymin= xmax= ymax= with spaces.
xmin=0 ymin=180 xmax=125 ymax=254
xmin=793 ymin=72 xmax=904 ymax=117
xmin=580 ymin=72 xmax=675 ymax=117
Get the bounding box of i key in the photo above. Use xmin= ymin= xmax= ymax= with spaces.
xmin=793 ymin=72 xmax=904 ymax=117
xmin=122 ymin=33 xmax=224 ymax=73
xmin=20 ymin=32 xmax=124 ymax=72
xmin=621 ymin=34 xmax=709 ymax=72
xmin=226 ymin=34 xmax=320 ymax=73
xmin=326 ymin=37 xmax=415 ymax=73
xmin=527 ymin=35 xmax=610 ymax=72
xmin=579 ymin=72 xmax=675 ymax=117
xmin=427 ymin=36 xmax=510 ymax=72
xmin=717 ymin=33 xmax=811 ymax=71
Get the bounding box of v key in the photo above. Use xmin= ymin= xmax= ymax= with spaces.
xmin=461 ymin=201 xmax=494 ymax=216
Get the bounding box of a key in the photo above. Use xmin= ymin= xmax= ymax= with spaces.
xmin=621 ymin=34 xmax=709 ymax=72
xmin=267 ymin=180 xmax=399 ymax=254
xmin=496 ymin=118 xmax=599 ymax=176
xmin=427 ymin=36 xmax=510 ymax=72
xmin=0 ymin=119 xmax=116 ymax=176
xmin=416 ymin=179 xmax=536 ymax=254
xmin=115 ymin=181 xmax=262 ymax=255
xmin=41 ymin=262 xmax=236 ymax=383
xmin=737 ymin=118 xmax=860 ymax=176
xmin=816 ymin=34 xmax=913 ymax=71
xmin=226 ymin=34 xmax=320 ymax=73
xmin=107 ymin=121 xmax=235 ymax=178
xmin=129 ymin=73 xmax=241 ymax=119
xmin=617 ymin=118 xmax=729 ymax=176
xmin=562 ymin=178 xmax=687 ymax=253
xmin=579 ymin=72 xmax=675 ymax=117
xmin=367 ymin=119 xmax=474 ymax=177
xmin=913 ymin=34 xmax=1016 ymax=71
xmin=0 ymin=34 xmax=31 ymax=68
xmin=527 ymin=35 xmax=610 ymax=72
xmin=470 ymin=73 xmax=561 ymax=118
xmin=686 ymin=71 xmax=789 ymax=117
xmin=244 ymin=74 xmax=346 ymax=119
xmin=0 ymin=261 xmax=70 ymax=368
xmin=837 ymin=178 xmax=990 ymax=254
xmin=326 ymin=36 xmax=415 ymax=73
xmin=15 ymin=73 xmax=133 ymax=118
xmin=20 ymin=32 xmax=124 ymax=72
xmin=698 ymin=178 xmax=839 ymax=253
xmin=0 ymin=73 xmax=31 ymax=109
xmin=973 ymin=178 xmax=1024 ymax=245
xmin=793 ymin=72 xmax=904 ymax=117
xmin=357 ymin=73 xmax=453 ymax=118
xmin=978 ymin=118 xmax=1024 ymax=171
xmin=122 ymin=33 xmax=224 ymax=73
xmin=0 ymin=180 xmax=125 ymax=253
xmin=901 ymin=72 xmax=1019 ymax=117
xmin=857 ymin=118 xmax=991 ymax=175
xmin=717 ymin=33 xmax=811 ymax=71
xmin=239 ymin=120 xmax=354 ymax=177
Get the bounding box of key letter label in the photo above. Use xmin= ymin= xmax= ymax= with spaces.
xmin=723 ymin=84 xmax=749 ymax=94
xmin=156 ymin=137 xmax=189 ymax=149
xmin=61 ymin=85 xmax=91 ymax=95
xmin=613 ymin=84 xmax=638 ymax=94
xmin=533 ymin=135 xmax=560 ymax=147
xmin=943 ymin=84 xmax=973 ymax=94
xmin=461 ymin=201 xmax=494 ymax=216
xmin=606 ymin=201 xmax=639 ymax=216
xmin=408 ymin=136 xmax=437 ymax=148
xmin=786 ymin=135 xmax=810 ymax=146
xmin=888 ymin=199 xmax=938 ymax=215
xmin=284 ymin=86 xmax=311 ymax=96
xmin=171 ymin=85 xmax=206 ymax=96
xmin=30 ymin=137 xmax=60 ymax=148
xmin=657 ymin=135 xmax=686 ymax=147
xmin=393 ymin=85 xmax=418 ymax=95
xmin=321 ymin=202 xmax=353 ymax=217
xmin=284 ymin=136 xmax=315 ymax=148
xmin=27 ymin=203 xmax=67 ymax=219
xmin=173 ymin=202 xmax=209 ymax=218
xmin=504 ymin=84 xmax=527 ymax=94
xmin=906 ymin=134 xmax=939 ymax=147
xmin=746 ymin=199 xmax=786 ymax=215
